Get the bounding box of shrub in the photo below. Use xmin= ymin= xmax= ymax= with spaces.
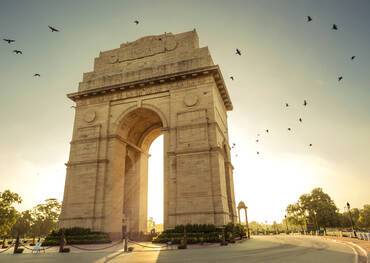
xmin=42 ymin=227 xmax=111 ymax=246
xmin=14 ymin=248 xmax=24 ymax=254
xmin=153 ymin=223 xmax=246 ymax=244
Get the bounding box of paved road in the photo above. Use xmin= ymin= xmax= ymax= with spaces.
xmin=0 ymin=235 xmax=363 ymax=263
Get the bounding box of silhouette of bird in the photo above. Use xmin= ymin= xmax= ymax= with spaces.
xmin=351 ymin=56 xmax=356 ymax=60
xmin=134 ymin=20 xmax=139 ymax=25
xmin=257 ymin=151 xmax=260 ymax=155
xmin=307 ymin=16 xmax=312 ymax=22
xmin=235 ymin=48 xmax=241 ymax=56
xmin=13 ymin=50 xmax=22 ymax=54
xmin=299 ymin=118 xmax=302 ymax=122
xmin=332 ymin=24 xmax=338 ymax=30
xmin=33 ymin=73 xmax=41 ymax=77
xmin=266 ymin=129 xmax=269 ymax=133
xmin=256 ymin=139 xmax=259 ymax=143
xmin=3 ymin=38 xmax=15 ymax=44
xmin=285 ymin=103 xmax=289 ymax=107
xmin=338 ymin=76 xmax=343 ymax=82
xmin=48 ymin=25 xmax=60 ymax=32
xmin=303 ymin=100 xmax=307 ymax=106
xmin=288 ymin=128 xmax=291 ymax=131
xmin=309 ymin=143 xmax=313 ymax=147
xmin=230 ymin=76 xmax=234 ymax=80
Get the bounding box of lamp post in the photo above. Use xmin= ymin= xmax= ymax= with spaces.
xmin=346 ymin=202 xmax=357 ymax=237
xmin=284 ymin=215 xmax=289 ymax=234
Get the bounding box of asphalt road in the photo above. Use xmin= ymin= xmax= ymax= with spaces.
xmin=0 ymin=235 xmax=363 ymax=263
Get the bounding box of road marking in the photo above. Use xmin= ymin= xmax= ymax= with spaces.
xmin=347 ymin=242 xmax=368 ymax=263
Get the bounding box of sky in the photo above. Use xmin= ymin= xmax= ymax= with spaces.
xmin=0 ymin=0 xmax=369 ymax=224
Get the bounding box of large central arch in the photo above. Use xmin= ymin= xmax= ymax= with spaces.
xmin=117 ymin=107 xmax=165 ymax=238
xmin=60 ymin=30 xmax=237 ymax=239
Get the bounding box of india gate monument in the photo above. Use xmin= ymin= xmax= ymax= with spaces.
xmin=60 ymin=30 xmax=237 ymax=239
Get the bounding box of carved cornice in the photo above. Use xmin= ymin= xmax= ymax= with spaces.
xmin=67 ymin=65 xmax=233 ymax=111
xmin=65 ymin=159 xmax=108 ymax=167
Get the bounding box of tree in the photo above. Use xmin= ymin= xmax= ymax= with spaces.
xmin=339 ymin=208 xmax=360 ymax=228
xmin=0 ymin=190 xmax=22 ymax=241
xmin=303 ymin=188 xmax=338 ymax=230
xmin=286 ymin=188 xmax=339 ymax=232
xmin=31 ymin=198 xmax=61 ymax=237
xmin=286 ymin=203 xmax=306 ymax=231
xmin=359 ymin=205 xmax=370 ymax=227
xmin=11 ymin=210 xmax=33 ymax=238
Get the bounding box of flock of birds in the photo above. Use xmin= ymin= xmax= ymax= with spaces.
xmin=2 ymin=25 xmax=60 ymax=77
xmin=2 ymin=18 xmax=358 ymax=157
xmin=230 ymin=16 xmax=358 ymax=156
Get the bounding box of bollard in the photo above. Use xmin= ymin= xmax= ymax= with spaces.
xmin=13 ymin=234 xmax=20 ymax=254
xmin=59 ymin=229 xmax=65 ymax=253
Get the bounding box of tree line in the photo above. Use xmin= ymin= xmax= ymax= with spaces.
xmin=285 ymin=188 xmax=370 ymax=232
xmin=0 ymin=190 xmax=61 ymax=244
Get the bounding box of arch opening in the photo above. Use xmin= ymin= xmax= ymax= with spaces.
xmin=147 ymin=135 xmax=164 ymax=233
xmin=118 ymin=107 xmax=164 ymax=240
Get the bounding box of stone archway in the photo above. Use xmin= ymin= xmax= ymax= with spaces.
xmin=118 ymin=107 xmax=164 ymax=239
xmin=60 ymin=30 xmax=237 ymax=240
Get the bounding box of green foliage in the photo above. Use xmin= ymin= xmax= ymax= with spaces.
xmin=0 ymin=191 xmax=62 ymax=239
xmin=11 ymin=210 xmax=33 ymax=237
xmin=286 ymin=188 xmax=339 ymax=231
xmin=42 ymin=227 xmax=111 ymax=246
xmin=0 ymin=190 xmax=22 ymax=238
xmin=286 ymin=188 xmax=370 ymax=230
xmin=359 ymin=205 xmax=370 ymax=227
xmin=30 ymin=198 xmax=61 ymax=237
xmin=152 ymin=223 xmax=246 ymax=244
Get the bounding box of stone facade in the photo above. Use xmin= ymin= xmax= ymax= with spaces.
xmin=60 ymin=30 xmax=237 ymax=240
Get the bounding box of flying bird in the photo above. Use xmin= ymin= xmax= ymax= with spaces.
xmin=235 ymin=48 xmax=241 ymax=56
xmin=338 ymin=76 xmax=343 ymax=82
xmin=13 ymin=50 xmax=22 ymax=54
xmin=3 ymin=38 xmax=15 ymax=44
xmin=299 ymin=118 xmax=302 ymax=122
xmin=285 ymin=103 xmax=289 ymax=107
xmin=332 ymin=24 xmax=338 ymax=30
xmin=230 ymin=76 xmax=234 ymax=81
xmin=307 ymin=16 xmax=312 ymax=22
xmin=134 ymin=20 xmax=139 ymax=25
xmin=256 ymin=139 xmax=259 ymax=143
xmin=309 ymin=143 xmax=313 ymax=147
xmin=351 ymin=56 xmax=356 ymax=60
xmin=287 ymin=128 xmax=291 ymax=131
xmin=265 ymin=129 xmax=269 ymax=133
xmin=303 ymin=100 xmax=307 ymax=106
xmin=48 ymin=25 xmax=60 ymax=32
xmin=257 ymin=151 xmax=260 ymax=155
xmin=33 ymin=73 xmax=41 ymax=77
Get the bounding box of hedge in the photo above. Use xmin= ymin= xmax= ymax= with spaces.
xmin=42 ymin=227 xmax=111 ymax=246
xmin=152 ymin=223 xmax=246 ymax=244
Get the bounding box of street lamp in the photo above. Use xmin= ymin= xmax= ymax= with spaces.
xmin=346 ymin=202 xmax=357 ymax=237
xmin=284 ymin=215 xmax=289 ymax=234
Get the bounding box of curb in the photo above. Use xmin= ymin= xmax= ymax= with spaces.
xmin=347 ymin=241 xmax=369 ymax=263
xmin=326 ymin=238 xmax=368 ymax=263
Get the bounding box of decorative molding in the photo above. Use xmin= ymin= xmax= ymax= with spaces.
xmin=68 ymin=65 xmax=233 ymax=111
